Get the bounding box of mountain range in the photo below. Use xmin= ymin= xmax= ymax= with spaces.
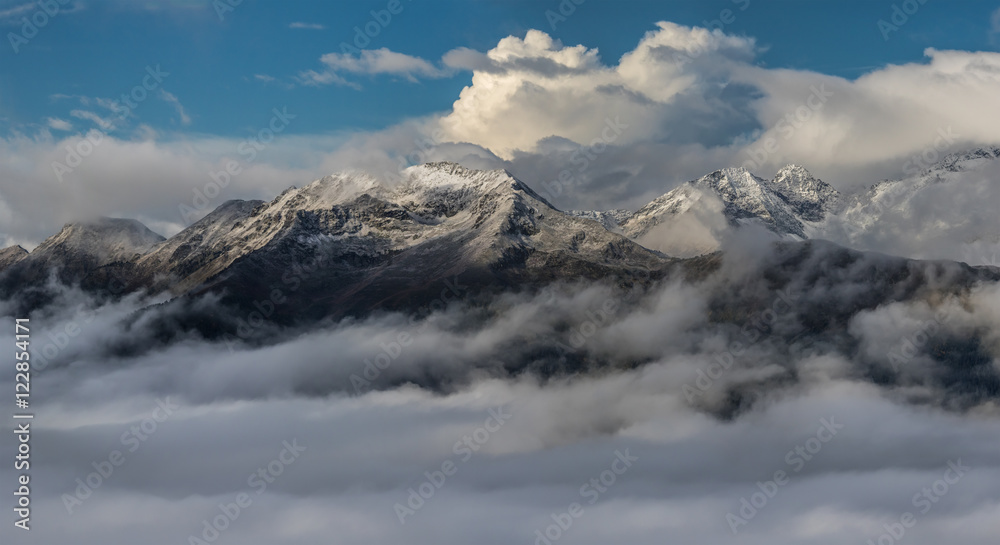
xmin=0 ymin=162 xmax=676 ymax=325
xmin=3 ymin=152 xmax=1000 ymax=413
xmin=10 ymin=147 xmax=999 ymax=292
xmin=566 ymin=146 xmax=1000 ymax=258
xmin=4 ymin=150 xmax=1000 ymax=306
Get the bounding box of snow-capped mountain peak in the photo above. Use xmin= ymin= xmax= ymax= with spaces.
xmin=399 ymin=162 xmax=539 ymax=200
xmin=281 ymin=172 xmax=387 ymax=210
xmin=693 ymin=167 xmax=807 ymax=236
xmin=615 ymin=165 xmax=849 ymax=256
xmin=53 ymin=162 xmax=658 ymax=301
xmin=699 ymin=167 xmax=770 ymax=202
xmin=768 ymin=164 xmax=842 ymax=222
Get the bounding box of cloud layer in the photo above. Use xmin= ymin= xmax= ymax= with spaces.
xmin=3 ymin=240 xmax=1000 ymax=544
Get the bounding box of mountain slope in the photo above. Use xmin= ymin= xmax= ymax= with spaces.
xmin=132 ymin=198 xmax=268 ymax=293
xmin=187 ymin=162 xmax=669 ymax=323
xmin=623 ymin=167 xmax=814 ymax=239
xmin=617 ymin=166 xmax=843 ymax=256
xmin=767 ymin=164 xmax=842 ymax=222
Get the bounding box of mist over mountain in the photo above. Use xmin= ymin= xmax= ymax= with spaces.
xmin=4 ymin=157 xmax=1000 ymax=409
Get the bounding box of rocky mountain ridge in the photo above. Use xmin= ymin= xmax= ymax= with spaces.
xmin=0 ymin=162 xmax=668 ymax=320
xmin=3 ymin=152 xmax=999 ymax=322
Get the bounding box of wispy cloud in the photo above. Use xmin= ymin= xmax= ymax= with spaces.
xmin=50 ymin=93 xmax=90 ymax=105
xmin=158 ymin=89 xmax=191 ymax=125
xmin=2 ymin=0 xmax=86 ymax=23
xmin=0 ymin=2 xmax=33 ymax=24
xmin=289 ymin=21 xmax=324 ymax=30
xmin=298 ymin=47 xmax=451 ymax=88
xmin=254 ymin=74 xmax=276 ymax=82
xmin=296 ymin=69 xmax=360 ymax=89
xmin=46 ymin=117 xmax=73 ymax=131
xmin=70 ymin=109 xmax=113 ymax=130
xmin=60 ymin=0 xmax=85 ymax=14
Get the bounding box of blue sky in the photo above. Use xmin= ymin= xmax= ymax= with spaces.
xmin=3 ymin=0 xmax=999 ymax=138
